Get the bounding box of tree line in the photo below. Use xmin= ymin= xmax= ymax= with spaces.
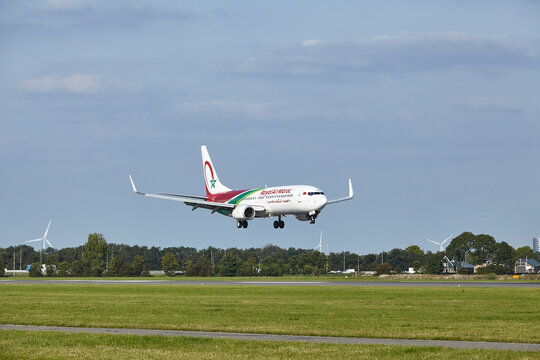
xmin=1 ymin=232 xmax=538 ymax=277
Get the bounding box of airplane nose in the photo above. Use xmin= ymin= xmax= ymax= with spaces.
xmin=320 ymin=195 xmax=328 ymax=208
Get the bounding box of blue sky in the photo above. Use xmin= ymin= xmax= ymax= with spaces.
xmin=1 ymin=0 xmax=539 ymax=254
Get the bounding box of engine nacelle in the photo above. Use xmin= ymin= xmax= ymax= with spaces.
xmin=232 ymin=206 xmax=256 ymax=220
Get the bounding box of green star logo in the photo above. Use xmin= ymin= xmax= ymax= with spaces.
xmin=210 ymin=178 xmax=217 ymax=188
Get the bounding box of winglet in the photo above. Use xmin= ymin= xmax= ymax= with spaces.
xmin=129 ymin=175 xmax=145 ymax=195
xmin=326 ymin=179 xmax=354 ymax=205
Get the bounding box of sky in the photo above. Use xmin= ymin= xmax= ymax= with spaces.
xmin=1 ymin=0 xmax=539 ymax=255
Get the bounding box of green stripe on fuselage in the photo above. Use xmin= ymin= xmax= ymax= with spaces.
xmin=228 ymin=188 xmax=263 ymax=205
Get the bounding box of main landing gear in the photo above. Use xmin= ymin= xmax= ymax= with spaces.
xmin=237 ymin=220 xmax=248 ymax=229
xmin=273 ymin=216 xmax=285 ymax=229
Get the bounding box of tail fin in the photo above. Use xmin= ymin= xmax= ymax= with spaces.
xmin=201 ymin=145 xmax=231 ymax=196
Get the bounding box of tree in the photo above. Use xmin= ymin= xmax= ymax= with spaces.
xmin=361 ymin=254 xmax=377 ymax=271
xmin=387 ymin=248 xmax=408 ymax=271
xmin=412 ymin=260 xmax=423 ymax=273
xmin=469 ymin=234 xmax=496 ymax=265
xmin=161 ymin=252 xmax=178 ymax=276
xmin=82 ymin=233 xmax=107 ymax=277
xmin=57 ymin=262 xmax=71 ymax=277
xmin=424 ymin=252 xmax=444 ymax=274
xmin=45 ymin=254 xmax=59 ymax=266
xmin=130 ymin=255 xmax=149 ymax=276
xmin=446 ymin=232 xmax=475 ymax=262
xmin=219 ymin=253 xmax=239 ymax=276
xmin=196 ymin=256 xmax=213 ymax=277
xmin=493 ymin=241 xmax=514 ymax=266
xmin=28 ymin=262 xmax=42 ymax=277
xmin=260 ymin=256 xmax=279 ymax=276
xmin=309 ymin=251 xmax=327 ymax=274
xmin=405 ymin=245 xmax=424 ymax=258
xmin=376 ymin=263 xmax=392 ymax=275
xmin=238 ymin=257 xmax=258 ymax=276
xmin=514 ymin=246 xmax=533 ymax=262
xmin=70 ymin=260 xmax=84 ymax=277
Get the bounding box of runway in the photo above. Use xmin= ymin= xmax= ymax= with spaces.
xmin=1 ymin=279 xmax=539 ymax=288
xmin=1 ymin=324 xmax=538 ymax=351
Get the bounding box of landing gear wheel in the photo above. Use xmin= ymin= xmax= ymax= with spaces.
xmin=273 ymin=221 xmax=279 ymax=229
xmin=279 ymin=220 xmax=285 ymax=229
xmin=242 ymin=220 xmax=248 ymax=228
xmin=309 ymin=216 xmax=316 ymax=224
xmin=237 ymin=221 xmax=243 ymax=229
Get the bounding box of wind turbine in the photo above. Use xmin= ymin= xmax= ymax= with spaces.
xmin=25 ymin=220 xmax=53 ymax=263
xmin=314 ymin=232 xmax=326 ymax=253
xmin=426 ymin=234 xmax=453 ymax=252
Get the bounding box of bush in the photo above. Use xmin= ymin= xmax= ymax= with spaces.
xmin=45 ymin=264 xmax=56 ymax=277
xmin=57 ymin=262 xmax=71 ymax=277
xmin=476 ymin=264 xmax=513 ymax=275
xmin=486 ymin=273 xmax=497 ymax=280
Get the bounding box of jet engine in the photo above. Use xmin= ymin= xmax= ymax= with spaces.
xmin=232 ymin=206 xmax=256 ymax=220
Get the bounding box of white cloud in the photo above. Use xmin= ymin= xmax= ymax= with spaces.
xmin=236 ymin=32 xmax=540 ymax=77
xmin=452 ymin=96 xmax=521 ymax=111
xmin=175 ymin=100 xmax=282 ymax=120
xmin=19 ymin=74 xmax=140 ymax=94
xmin=302 ymin=39 xmax=324 ymax=47
xmin=174 ymin=99 xmax=370 ymax=122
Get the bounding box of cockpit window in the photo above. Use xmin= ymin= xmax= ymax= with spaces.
xmin=308 ymin=192 xmax=325 ymax=196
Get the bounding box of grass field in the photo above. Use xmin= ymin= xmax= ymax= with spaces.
xmin=1 ymin=284 xmax=539 ymax=343
xmin=0 ymin=330 xmax=538 ymax=360
xmin=4 ymin=274 xmax=540 ymax=281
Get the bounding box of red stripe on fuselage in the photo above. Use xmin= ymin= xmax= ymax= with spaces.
xmin=208 ymin=189 xmax=251 ymax=203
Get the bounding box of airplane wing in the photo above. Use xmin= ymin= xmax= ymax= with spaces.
xmin=158 ymin=193 xmax=209 ymax=200
xmin=327 ymin=179 xmax=354 ymax=205
xmin=129 ymin=175 xmax=262 ymax=214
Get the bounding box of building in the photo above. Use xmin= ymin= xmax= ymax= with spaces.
xmin=514 ymin=258 xmax=540 ymax=274
xmin=442 ymin=256 xmax=475 ymax=274
xmin=533 ymin=237 xmax=540 ymax=253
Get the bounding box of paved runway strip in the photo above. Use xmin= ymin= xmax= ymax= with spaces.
xmin=1 ymin=324 xmax=539 ymax=351
xmin=1 ymin=279 xmax=539 ymax=288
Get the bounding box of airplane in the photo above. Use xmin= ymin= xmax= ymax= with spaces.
xmin=129 ymin=145 xmax=353 ymax=229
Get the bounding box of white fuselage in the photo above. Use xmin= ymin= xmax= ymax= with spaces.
xmin=233 ymin=185 xmax=328 ymax=217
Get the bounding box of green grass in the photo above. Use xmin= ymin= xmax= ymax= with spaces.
xmin=4 ymin=274 xmax=539 ymax=281
xmin=1 ymin=284 xmax=539 ymax=343
xmin=0 ymin=330 xmax=537 ymax=360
